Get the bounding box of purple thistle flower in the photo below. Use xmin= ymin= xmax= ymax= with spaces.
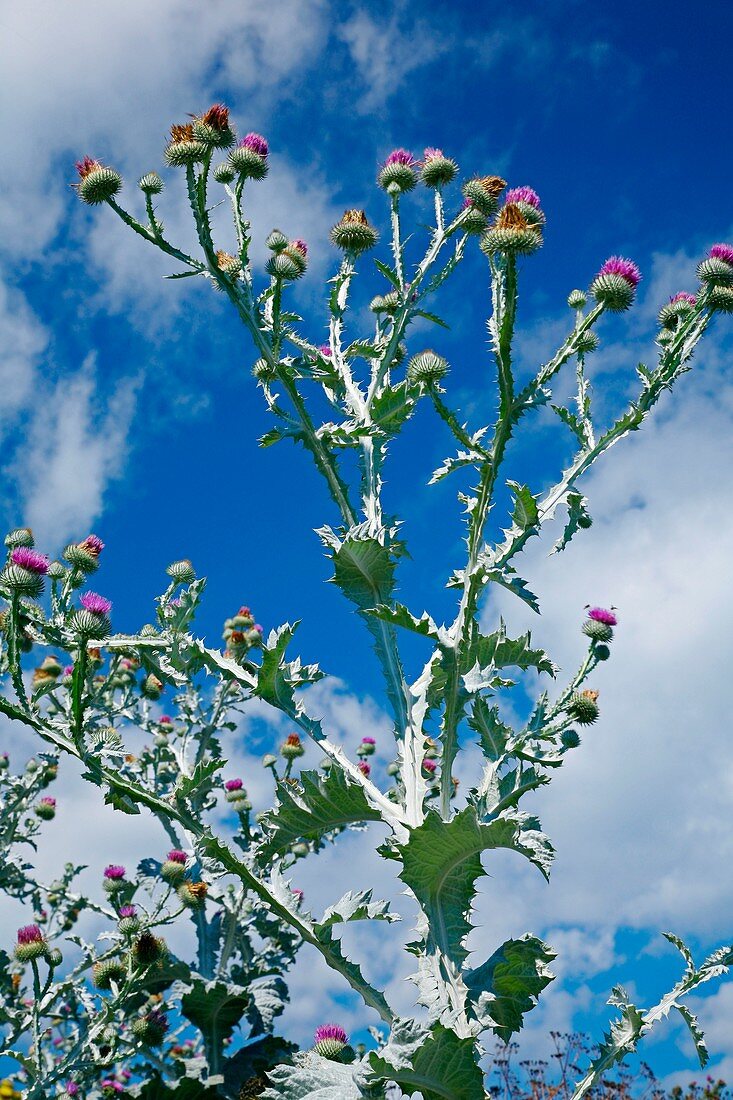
xmin=319 ymin=344 xmax=332 ymax=357
xmin=80 ymin=591 xmax=112 ymax=615
xmin=357 ymin=760 xmax=371 ymax=778
xmin=40 ymin=796 xmax=56 ymax=807
xmin=225 ymin=778 xmax=243 ymax=791
xmin=147 ymin=1008 xmax=169 ymax=1032
xmin=100 ymin=1080 xmax=124 ymax=1093
xmin=710 ymin=243 xmax=733 ymax=267
xmin=293 ymin=887 xmax=304 ymax=902
xmin=291 ymin=238 xmax=308 ymax=257
xmin=422 ymin=758 xmax=437 ymax=773
xmin=63 ymin=665 xmax=74 ymax=677
xmin=79 ymin=533 xmax=105 ymax=555
xmin=461 ymin=197 xmax=475 ymax=209
xmin=598 ymin=256 xmax=641 ymax=287
xmin=17 ymin=924 xmax=44 ymax=944
xmin=240 ymin=132 xmax=268 ymax=158
xmin=423 ymin=147 xmax=444 ymax=160
xmin=588 ymin=607 xmax=617 ymax=626
xmin=167 ymin=849 xmax=187 ymax=863
xmin=119 ymin=905 xmax=136 ymax=918
xmin=361 ymin=736 xmax=376 ymax=745
xmin=505 ymin=185 xmax=541 ymax=209
xmin=314 ymin=1023 xmax=348 ymax=1045
xmin=159 ymin=715 xmax=172 ymax=724
xmin=66 ymin=1083 xmax=80 ymax=1096
xmin=254 ymin=623 xmax=263 ymax=633
xmin=385 ymin=148 xmax=415 ymax=167
xmin=10 ymin=547 xmax=49 ymax=574
xmin=670 ymin=291 xmax=696 ymax=305
xmin=104 ymin=864 xmax=126 ymax=880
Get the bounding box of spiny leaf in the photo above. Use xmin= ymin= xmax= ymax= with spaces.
xmin=367 ymin=1019 xmax=484 ymax=1100
xmin=507 ymin=481 xmax=539 ymax=530
xmin=675 ymin=1004 xmax=708 ymax=1067
xmin=552 ymin=491 xmax=591 ymax=554
xmin=367 ymin=603 xmax=440 ymax=640
xmin=262 ymin=1053 xmax=361 ymax=1099
xmin=468 ymin=696 xmax=514 ymax=762
xmin=370 ymin=381 xmax=417 ymax=434
xmin=415 ymin=309 xmax=450 ymax=329
xmin=465 ymin=933 xmax=556 ymax=1040
xmin=180 ymin=978 xmax=250 ymax=1045
xmin=374 ymin=258 xmax=401 ymax=289
xmin=483 ymin=566 xmax=540 ymax=614
xmin=318 ymin=888 xmax=399 ymax=928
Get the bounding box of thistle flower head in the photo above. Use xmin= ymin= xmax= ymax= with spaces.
xmin=505 ymin=185 xmax=541 ymax=208
xmin=39 ymin=796 xmax=56 ymax=807
xmin=587 ymin=607 xmax=617 ymax=626
xmin=159 ymin=715 xmax=172 ymax=724
xmin=167 ymin=849 xmax=187 ymax=864
xmin=201 ymin=103 xmax=230 ymax=132
xmin=314 ymin=1024 xmax=348 ymax=1045
xmin=422 ymin=758 xmax=437 ymax=773
xmin=225 ymin=778 xmax=243 ymax=791
xmin=80 ymin=591 xmax=112 ymax=615
xmin=119 ymin=905 xmax=136 ymax=918
xmin=709 ymin=243 xmax=733 ymax=267
xmin=357 ymin=760 xmax=371 ymax=777
xmin=79 ymin=534 xmax=104 ymax=556
xmin=16 ymin=924 xmax=44 ymax=945
xmin=423 ymin=147 xmax=444 ymax=160
xmin=10 ymin=548 xmax=49 ymax=574
xmin=597 ymin=256 xmax=641 ymax=287
xmin=104 ymin=864 xmax=126 ymax=880
xmin=291 ymin=238 xmax=308 ymax=257
xmin=385 ymin=148 xmax=416 ymax=167
xmin=319 ymin=344 xmax=332 ymax=357
xmin=362 ymin=736 xmax=376 ymax=745
xmin=671 ymin=291 xmax=696 ymax=306
xmin=66 ymin=1084 xmax=80 ymax=1096
xmin=75 ymin=156 xmax=102 ymax=180
xmin=240 ymin=132 xmax=269 ymax=158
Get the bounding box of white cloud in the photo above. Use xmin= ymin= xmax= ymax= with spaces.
xmin=0 ymin=272 xmax=48 ymax=428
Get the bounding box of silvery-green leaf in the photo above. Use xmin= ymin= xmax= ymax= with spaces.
xmin=675 ymin=1004 xmax=708 ymax=1067
xmin=180 ymin=978 xmax=250 ymax=1046
xmin=465 ymin=933 xmax=555 ymax=1040
xmin=367 ymin=1018 xmax=485 ymax=1099
xmin=552 ymin=491 xmax=591 ymax=554
xmin=319 ymin=889 xmax=399 ymax=928
xmin=262 ymin=1053 xmax=362 ymax=1099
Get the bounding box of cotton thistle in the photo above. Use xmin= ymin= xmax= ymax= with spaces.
xmin=34 ymin=796 xmax=56 ymax=820
xmin=64 ymin=533 xmax=105 ymax=573
xmin=161 ymin=849 xmax=188 ymax=884
xmin=74 ymin=156 xmax=122 ymax=205
xmin=280 ymin=733 xmax=305 ymax=760
xmin=330 ymin=209 xmax=379 ymax=254
xmin=658 ymin=291 xmax=696 ymax=329
xmin=14 ymin=924 xmax=48 ymax=963
xmin=5 ymin=528 xmax=34 ymax=549
xmin=92 ymin=957 xmax=126 ymax=990
xmin=1 ymin=547 xmax=49 ymax=597
xmin=313 ymin=1023 xmax=348 ymax=1059
xmin=378 ymin=148 xmax=417 ymax=193
xmin=177 ymin=880 xmax=208 ymax=909
xmin=590 ymin=256 xmax=641 ymax=311
xmin=166 ymin=558 xmax=196 ymax=583
xmin=504 ymin=185 xmax=545 ymax=227
xmin=420 ymin=147 xmax=458 ymax=187
xmin=131 ymin=1008 xmax=169 ymax=1046
xmin=102 ymin=865 xmax=127 ymax=895
xmin=132 ymin=931 xmax=166 ymax=966
xmin=266 ymin=237 xmax=308 ymax=281
xmin=118 ymin=905 xmax=140 ymax=935
xmin=698 ymin=243 xmax=733 ymax=286
xmin=459 ymin=198 xmax=489 ymax=235
xmin=192 ymin=103 xmax=235 ymax=148
xmin=407 ymin=349 xmax=450 ymax=386
xmin=138 ymin=171 xmax=164 ymax=195
xmin=566 ymin=688 xmax=600 ymax=725
xmin=72 ymin=591 xmax=112 ymax=638
xmin=480 ymin=203 xmax=543 ymax=256
xmin=142 ymin=673 xmax=163 ymax=700
xmin=224 ymin=777 xmax=249 ymax=810
xmin=582 ymin=606 xmax=617 ymax=643
xmin=216 ymin=249 xmax=242 ymax=278
xmin=462 ymin=174 xmax=507 ymax=215
xmin=356 ymin=736 xmax=376 ymax=758
xmin=357 ymin=760 xmax=371 ymax=778
xmin=164 ymin=123 xmax=207 ymax=167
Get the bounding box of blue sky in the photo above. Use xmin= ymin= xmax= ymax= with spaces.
xmin=2 ymin=0 xmax=733 ymax=1086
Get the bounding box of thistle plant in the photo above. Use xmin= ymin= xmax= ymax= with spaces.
xmin=1 ymin=100 xmax=732 ymax=1097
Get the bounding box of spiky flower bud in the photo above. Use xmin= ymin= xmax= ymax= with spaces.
xmin=118 ymin=905 xmax=140 ymax=935
xmin=266 ymin=251 xmax=302 ymax=281
xmin=561 ymin=729 xmax=581 ymax=749
xmin=313 ymin=1023 xmax=348 ymax=1059
xmin=216 ymin=250 xmax=242 ymax=278
xmin=582 ymin=618 xmax=613 ymax=643
xmin=262 ymin=754 xmax=277 ymax=769
xmin=591 ymin=257 xmax=641 ymax=311
xmin=229 ymin=132 xmax=269 ymax=179
xmin=280 ymin=733 xmax=305 ymax=760
xmin=92 ymin=957 xmax=126 ymax=989
xmin=594 ymin=643 xmax=611 ymax=661
xmin=142 ymin=674 xmax=163 ymax=700
xmin=356 ymin=737 xmax=376 ymax=757
xmin=575 ymin=330 xmax=599 ymax=354
xmin=139 ymin=172 xmax=164 ymax=195
xmin=407 ymin=349 xmax=449 ymax=385
xmin=72 ymin=591 xmax=112 ymax=639
xmin=5 ymin=528 xmax=34 ymax=549
xmin=330 ymin=210 xmax=379 ymax=254
xmin=566 ymin=689 xmax=600 ymax=725
xmin=421 ymin=147 xmax=458 ymax=188
xmin=131 ymin=1009 xmax=169 ymax=1046
xmin=480 ymin=204 xmax=542 ymax=256
xmin=165 ymin=124 xmax=207 ymax=167
xmin=568 ymin=289 xmax=586 ymax=309
xmin=462 ymin=175 xmax=507 ymax=215
xmin=192 ymin=104 xmax=235 ymax=148
xmin=387 ymin=761 xmax=400 ymax=776
xmin=658 ymin=292 xmax=696 ymax=329
xmin=708 ymin=285 xmax=733 ymax=313
xmin=177 ymin=881 xmax=208 ymax=909
xmin=34 ymin=796 xmax=56 ymax=820
xmin=370 ymin=290 xmax=401 ymax=315
xmin=132 ymin=931 xmax=166 ymax=966
xmin=64 ymin=534 xmax=104 ymax=573
xmin=213 ymin=161 xmax=236 ymax=184
xmin=266 ymin=228 xmax=289 ymax=253
xmin=167 ymin=559 xmax=195 ymax=584
xmin=459 ymin=198 xmax=489 ymax=235
xmin=378 ymin=149 xmax=417 ymax=193
xmin=14 ymin=924 xmax=48 ymax=963
xmin=75 ymin=157 xmax=122 ymax=205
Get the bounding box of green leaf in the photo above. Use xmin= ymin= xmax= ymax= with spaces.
xmin=255 ymin=768 xmax=382 ymax=863
xmin=467 ymin=622 xmax=557 ymax=679
xmin=367 ymin=603 xmax=440 ymax=640
xmin=468 ymin=696 xmax=514 ymax=762
xmin=180 ymin=978 xmax=250 ymax=1045
xmin=319 ymin=889 xmax=398 ymax=928
xmin=368 ymin=1019 xmax=484 ymax=1100
xmin=262 ymin=1053 xmax=361 ymax=1099
xmin=483 ymin=566 xmax=540 ymax=614
xmin=675 ymin=1004 xmax=708 ymax=1067
xmin=246 ymin=975 xmax=289 ymax=1036
xmin=374 ymin=258 xmax=401 ymax=289
xmin=396 ymin=806 xmax=554 ymax=966
xmin=552 ymin=491 xmax=591 ymax=554
xmin=552 ymin=404 xmax=586 ymax=443
xmin=370 ymin=381 xmax=417 ymax=435
xmin=415 ymin=309 xmax=450 ymax=329
xmin=507 ymin=481 xmax=539 ymax=530
xmin=327 ymin=532 xmax=398 ymax=607
xmin=465 ymin=933 xmax=556 ymax=1040
xmin=223 ymin=1035 xmax=297 ymax=1097
xmin=0 ymin=693 xmax=38 ymax=729
xmin=175 ymin=758 xmax=225 ymax=802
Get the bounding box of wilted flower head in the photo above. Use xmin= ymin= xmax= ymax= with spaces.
xmin=314 ymin=1023 xmax=348 ymax=1045
xmin=240 ymin=132 xmax=268 ymax=158
xmin=201 ymin=103 xmax=230 ymax=131
xmin=170 ymin=123 xmax=195 ymax=143
xmin=385 ymin=148 xmax=415 ymax=167
xmin=167 ymin=849 xmax=187 ymax=864
xmin=587 ymin=607 xmax=618 ymax=626
xmin=75 ymin=156 xmax=102 ymax=180
xmin=80 ymin=591 xmax=112 ymax=615
xmin=79 ymin=534 xmax=105 ymax=556
xmin=225 ymin=778 xmax=243 ymax=791
xmin=505 ymin=185 xmax=541 ymax=208
xmin=104 ymin=864 xmax=126 ymax=880
xmin=709 ymin=243 xmax=733 ymax=267
xmin=598 ymin=256 xmax=641 ymax=287
xmin=10 ymin=548 xmax=49 ymax=574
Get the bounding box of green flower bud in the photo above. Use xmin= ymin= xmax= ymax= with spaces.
xmin=421 ymin=153 xmax=458 ymax=188
xmin=139 ymin=172 xmax=164 ymax=195
xmin=460 ymin=202 xmax=489 ymax=235
xmin=330 ymin=210 xmax=379 ymax=254
xmin=0 ymin=564 xmax=45 ymax=599
xmin=708 ymin=285 xmax=733 ymax=313
xmin=462 ymin=175 xmax=506 ymax=215
xmin=166 ymin=559 xmax=195 ymax=584
xmin=5 ymin=528 xmax=34 ymax=548
xmin=697 ymin=256 xmax=733 ymax=286
xmin=561 ymin=729 xmax=581 ymax=749
xmin=177 ymin=881 xmax=208 ymax=909
xmin=47 ymin=561 xmax=66 ymax=580
xmin=213 ymin=162 xmax=236 ymax=184
xmin=266 ymin=251 xmax=302 ymax=281
xmin=590 ymin=273 xmax=635 ymax=312
xmin=266 ymin=228 xmax=289 ymax=253
xmin=565 ymin=690 xmax=600 ymax=725
xmin=407 ymin=350 xmax=449 ymax=386
xmin=582 ymin=619 xmax=613 ymax=643
xmin=76 ymin=164 xmax=122 ymax=205
xmin=594 ymin=643 xmax=611 ymax=661
xmin=132 ymin=931 xmax=167 ymax=966
xmin=92 ymin=957 xmax=126 ymax=989
xmin=575 ymin=330 xmax=599 ymax=354
xmin=568 ymin=289 xmax=587 ymax=309
xmin=377 ymin=160 xmax=417 ymax=194
xmin=47 ymin=947 xmax=63 ymax=967
xmin=229 ymin=145 xmax=269 ymax=180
